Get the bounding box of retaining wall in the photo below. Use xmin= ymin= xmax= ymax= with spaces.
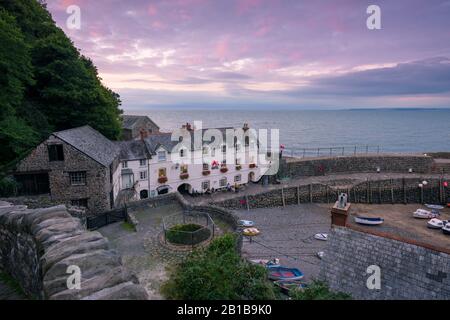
xmin=0 ymin=204 xmax=148 ymax=300
xmin=320 ymin=226 xmax=450 ymax=299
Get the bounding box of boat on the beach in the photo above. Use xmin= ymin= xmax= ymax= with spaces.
xmin=267 ymin=266 xmax=304 ymax=281
xmin=242 ymin=227 xmax=260 ymax=236
xmin=314 ymin=233 xmax=328 ymax=241
xmin=317 ymin=251 xmax=324 ymax=259
xmin=443 ymin=223 xmax=450 ymax=235
xmin=249 ymin=258 xmax=280 ymax=268
xmin=238 ymin=219 xmax=254 ymax=227
xmin=427 ymin=218 xmax=445 ymax=229
xmin=413 ymin=209 xmax=438 ymax=219
xmin=354 ymin=216 xmax=384 ymax=225
xmin=274 ymin=280 xmax=308 ymax=295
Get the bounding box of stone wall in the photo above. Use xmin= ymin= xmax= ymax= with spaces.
xmin=15 ymin=135 xmax=112 ymax=214
xmin=213 ymin=177 xmax=449 ymax=210
xmin=320 ymin=226 xmax=450 ymax=299
xmin=281 ymin=154 xmax=434 ymax=178
xmin=0 ymin=203 xmax=148 ymax=300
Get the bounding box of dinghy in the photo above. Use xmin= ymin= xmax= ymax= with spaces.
xmin=238 ymin=220 xmax=254 ymax=227
xmin=274 ymin=280 xmax=308 ymax=295
xmin=354 ymin=216 xmax=384 ymax=225
xmin=242 ymin=227 xmax=260 ymax=236
xmin=267 ymin=266 xmax=304 ymax=281
xmin=443 ymin=224 xmax=450 ymax=235
xmin=317 ymin=251 xmax=324 ymax=259
xmin=413 ymin=209 xmax=437 ymax=219
xmin=314 ymin=233 xmax=328 ymax=241
xmin=427 ymin=218 xmax=444 ymax=229
xmin=249 ymin=258 xmax=280 ymax=268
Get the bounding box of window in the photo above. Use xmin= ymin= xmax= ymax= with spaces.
xmin=48 ymin=144 xmax=64 ymax=161
xmin=202 ymin=146 xmax=209 ymax=155
xmin=69 ymin=171 xmax=86 ymax=186
xmin=158 ymin=168 xmax=166 ymax=177
xmin=234 ymin=175 xmax=241 ymax=182
xmin=157 ymin=151 xmax=166 ymax=161
xmin=211 ymin=148 xmax=216 ymax=157
xmin=219 ymin=177 xmax=227 ymax=187
xmin=71 ymin=198 xmax=88 ymax=208
xmin=221 ymin=160 xmax=227 ymax=167
xmin=139 ymin=159 xmax=147 ymax=167
xmin=139 ymin=171 xmax=147 ymax=180
xmin=180 ymin=149 xmax=186 ymax=157
xmin=245 ymin=136 xmax=250 ymax=146
xmin=180 ymin=164 xmax=188 ymax=174
xmin=222 ymin=145 xmax=227 ymax=153
xmin=266 ymin=152 xmax=272 ymax=159
xmin=203 ymin=163 xmax=209 ymax=171
xmin=235 ymin=158 xmax=241 ymax=165
xmin=202 ymin=181 xmax=210 ymax=190
xmin=122 ymin=161 xmax=128 ymax=168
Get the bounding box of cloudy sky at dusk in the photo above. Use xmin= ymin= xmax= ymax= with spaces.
xmin=46 ymin=0 xmax=450 ymax=110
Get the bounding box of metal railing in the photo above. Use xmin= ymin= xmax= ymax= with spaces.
xmin=283 ymin=145 xmax=381 ymax=158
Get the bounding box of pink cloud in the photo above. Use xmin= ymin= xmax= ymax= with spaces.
xmin=236 ymin=0 xmax=262 ymax=15
xmin=215 ymin=37 xmax=230 ymax=60
xmin=147 ymin=4 xmax=158 ymax=16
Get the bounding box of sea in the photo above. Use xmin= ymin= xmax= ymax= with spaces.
xmin=125 ymin=109 xmax=450 ymax=155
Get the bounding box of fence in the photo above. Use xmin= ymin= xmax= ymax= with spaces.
xmin=86 ymin=207 xmax=127 ymax=230
xmin=162 ymin=211 xmax=216 ymax=249
xmin=283 ymin=145 xmax=381 ymax=158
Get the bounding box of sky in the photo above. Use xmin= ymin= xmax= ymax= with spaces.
xmin=46 ymin=0 xmax=450 ymax=110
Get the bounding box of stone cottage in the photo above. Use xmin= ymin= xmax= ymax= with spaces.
xmin=122 ymin=115 xmax=160 ymax=140
xmin=14 ymin=126 xmax=121 ymax=214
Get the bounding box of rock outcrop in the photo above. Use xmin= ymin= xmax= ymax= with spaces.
xmin=0 ymin=202 xmax=148 ymax=300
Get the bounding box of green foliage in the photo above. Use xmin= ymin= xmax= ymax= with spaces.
xmin=166 ymin=223 xmax=211 ymax=245
xmin=0 ymin=0 xmax=122 ymax=172
xmin=0 ymin=271 xmax=27 ymax=298
xmin=0 ymin=176 xmax=19 ymax=197
xmin=290 ymin=280 xmax=352 ymax=300
xmin=161 ymin=234 xmax=276 ymax=300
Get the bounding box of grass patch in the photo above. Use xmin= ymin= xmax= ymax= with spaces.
xmin=290 ymin=280 xmax=351 ymax=300
xmin=121 ymin=221 xmax=136 ymax=232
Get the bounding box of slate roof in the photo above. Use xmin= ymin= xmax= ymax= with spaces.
xmin=52 ymin=125 xmax=120 ymax=167
xmin=122 ymin=115 xmax=160 ymax=130
xmin=115 ymin=140 xmax=150 ymax=161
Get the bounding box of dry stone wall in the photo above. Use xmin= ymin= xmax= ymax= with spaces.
xmin=0 ymin=203 xmax=148 ymax=300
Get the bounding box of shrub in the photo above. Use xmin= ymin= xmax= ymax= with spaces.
xmin=0 ymin=176 xmax=18 ymax=197
xmin=161 ymin=234 xmax=276 ymax=300
xmin=290 ymin=280 xmax=351 ymax=300
xmin=166 ymin=223 xmax=211 ymax=245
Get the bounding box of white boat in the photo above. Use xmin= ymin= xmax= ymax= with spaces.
xmin=413 ymin=209 xmax=437 ymax=219
xmin=443 ymin=224 xmax=450 ymax=235
xmin=317 ymin=251 xmax=324 ymax=259
xmin=354 ymin=216 xmax=384 ymax=225
xmin=249 ymin=258 xmax=280 ymax=267
xmin=238 ymin=219 xmax=254 ymax=227
xmin=427 ymin=218 xmax=444 ymax=229
xmin=314 ymin=233 xmax=328 ymax=241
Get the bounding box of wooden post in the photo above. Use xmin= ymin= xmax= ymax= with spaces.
xmin=366 ymin=178 xmax=370 ymax=204
xmin=297 ymin=186 xmax=300 ymax=205
xmin=309 ymin=184 xmax=313 ymax=203
xmin=353 ymin=187 xmax=357 ymax=203
xmin=281 ymin=188 xmax=286 ymax=207
xmin=391 ymin=187 xmax=394 ymax=204
xmin=403 ymin=177 xmax=407 ymax=204
xmin=326 ymin=185 xmax=329 ymax=203
xmin=347 ymin=188 xmax=350 ymax=202
xmin=439 ymin=177 xmax=443 ymax=204
xmin=378 ymin=184 xmax=382 ymax=204
xmin=245 ymin=195 xmax=250 ymax=211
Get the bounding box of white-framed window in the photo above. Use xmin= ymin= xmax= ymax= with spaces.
xmin=180 ymin=164 xmax=188 ymax=174
xmin=235 ymin=158 xmax=241 ymax=165
xmin=122 ymin=161 xmax=128 ymax=168
xmin=219 ymin=177 xmax=227 ymax=187
xmin=203 ymin=163 xmax=209 ymax=170
xmin=234 ymin=174 xmax=241 ymax=182
xmin=211 ymin=148 xmax=216 ymax=157
xmin=157 ymin=151 xmax=166 ymax=161
xmin=202 ymin=180 xmax=210 ymax=190
xmin=202 ymin=146 xmax=209 ymax=155
xmin=139 ymin=171 xmax=147 ymax=180
xmin=222 ymin=144 xmax=227 ymax=153
xmin=69 ymin=171 xmax=86 ymax=186
xmin=139 ymin=159 xmax=147 ymax=167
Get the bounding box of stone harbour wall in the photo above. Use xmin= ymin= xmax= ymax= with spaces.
xmin=213 ymin=177 xmax=449 ymax=210
xmin=320 ymin=226 xmax=450 ymax=299
xmin=281 ymin=154 xmax=434 ymax=178
xmin=0 ymin=203 xmax=148 ymax=300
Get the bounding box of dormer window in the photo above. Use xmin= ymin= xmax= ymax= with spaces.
xmin=139 ymin=159 xmax=147 ymax=167
xmin=122 ymin=161 xmax=128 ymax=168
xmin=157 ymin=151 xmax=166 ymax=161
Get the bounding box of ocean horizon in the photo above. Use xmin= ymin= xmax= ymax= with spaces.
xmin=124 ymin=108 xmax=450 ymax=154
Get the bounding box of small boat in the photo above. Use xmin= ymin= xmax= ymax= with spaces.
xmin=274 ymin=280 xmax=308 ymax=295
xmin=238 ymin=219 xmax=254 ymax=227
xmin=443 ymin=224 xmax=450 ymax=235
xmin=354 ymin=216 xmax=384 ymax=225
xmin=427 ymin=218 xmax=444 ymax=229
xmin=314 ymin=233 xmax=328 ymax=241
xmin=413 ymin=209 xmax=438 ymax=219
xmin=425 ymin=204 xmax=444 ymax=210
xmin=317 ymin=251 xmax=324 ymax=259
xmin=267 ymin=266 xmax=304 ymax=281
xmin=249 ymin=258 xmax=280 ymax=268
xmin=243 ymin=227 xmax=260 ymax=236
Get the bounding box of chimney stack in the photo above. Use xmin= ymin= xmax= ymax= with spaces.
xmin=139 ymin=128 xmax=149 ymax=140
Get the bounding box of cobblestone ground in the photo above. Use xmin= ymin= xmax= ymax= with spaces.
xmin=98 ymin=203 xmax=190 ymax=299
xmin=235 ymin=203 xmax=332 ymax=282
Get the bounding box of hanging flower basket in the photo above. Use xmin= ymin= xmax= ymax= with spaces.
xmin=158 ymin=176 xmax=168 ymax=184
xmin=249 ymin=163 xmax=256 ymax=168
xmin=235 ymin=165 xmax=242 ymax=170
xmin=202 ymin=170 xmax=211 ymax=176
xmin=180 ymin=173 xmax=189 ymax=179
xmin=220 ymin=167 xmax=228 ymax=173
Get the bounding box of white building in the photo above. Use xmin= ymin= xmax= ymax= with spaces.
xmin=114 ymin=123 xmax=273 ymax=200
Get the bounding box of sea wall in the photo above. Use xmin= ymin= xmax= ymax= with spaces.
xmin=320 ymin=226 xmax=450 ymax=299
xmin=281 ymin=154 xmax=434 ymax=178
xmin=213 ymin=177 xmax=449 ymax=210
xmin=0 ymin=203 xmax=148 ymax=300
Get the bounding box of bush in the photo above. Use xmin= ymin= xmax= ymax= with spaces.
xmin=0 ymin=176 xmax=18 ymax=197
xmin=290 ymin=280 xmax=351 ymax=300
xmin=166 ymin=223 xmax=211 ymax=245
xmin=161 ymin=234 xmax=276 ymax=300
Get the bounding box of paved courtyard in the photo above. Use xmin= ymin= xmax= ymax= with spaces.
xmin=235 ymin=203 xmax=332 ymax=282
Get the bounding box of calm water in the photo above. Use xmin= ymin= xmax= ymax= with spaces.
xmin=126 ymin=109 xmax=450 ymax=154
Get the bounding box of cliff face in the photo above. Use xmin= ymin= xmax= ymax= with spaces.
xmin=0 ymin=202 xmax=148 ymax=300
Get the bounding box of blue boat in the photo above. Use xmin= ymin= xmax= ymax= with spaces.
xmin=267 ymin=266 xmax=304 ymax=281
xmin=354 ymin=216 xmax=384 ymax=225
